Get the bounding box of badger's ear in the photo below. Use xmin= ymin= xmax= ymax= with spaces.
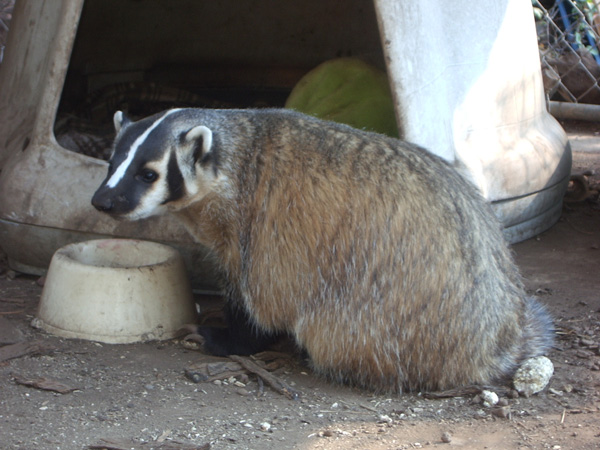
xmin=113 ymin=111 xmax=131 ymax=134
xmin=183 ymin=125 xmax=213 ymax=164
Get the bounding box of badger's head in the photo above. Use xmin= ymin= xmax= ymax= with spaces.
xmin=92 ymin=109 xmax=217 ymax=220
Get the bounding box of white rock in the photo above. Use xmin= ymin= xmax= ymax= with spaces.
xmin=377 ymin=414 xmax=393 ymax=424
xmin=513 ymin=356 xmax=554 ymax=395
xmin=481 ymin=390 xmax=499 ymax=407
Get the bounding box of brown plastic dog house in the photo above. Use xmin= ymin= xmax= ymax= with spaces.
xmin=0 ymin=0 xmax=571 ymax=288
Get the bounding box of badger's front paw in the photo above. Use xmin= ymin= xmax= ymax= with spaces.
xmin=177 ymin=323 xmax=233 ymax=355
xmin=178 ymin=323 xmax=207 ymax=345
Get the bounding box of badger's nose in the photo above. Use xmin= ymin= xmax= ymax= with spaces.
xmin=91 ymin=190 xmax=114 ymax=212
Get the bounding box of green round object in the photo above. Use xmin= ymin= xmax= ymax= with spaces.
xmin=285 ymin=58 xmax=399 ymax=138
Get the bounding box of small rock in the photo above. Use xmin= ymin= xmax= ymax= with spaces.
xmin=377 ymin=414 xmax=393 ymax=424
xmin=579 ymin=338 xmax=595 ymax=347
xmin=491 ymin=406 xmax=511 ymax=419
xmin=441 ymin=432 xmax=452 ymax=443
xmin=481 ymin=390 xmax=499 ymax=407
xmin=184 ymin=370 xmax=207 ymax=383
xmin=260 ymin=422 xmax=271 ymax=432
xmin=587 ymin=361 xmax=600 ymax=371
xmin=236 ymin=388 xmax=250 ymax=396
xmin=181 ymin=340 xmax=201 ymax=350
xmin=497 ymin=398 xmax=509 ymax=407
xmin=575 ymin=349 xmax=595 ymax=358
xmin=513 ymin=356 xmax=554 ymax=395
xmin=508 ymin=389 xmax=519 ymax=399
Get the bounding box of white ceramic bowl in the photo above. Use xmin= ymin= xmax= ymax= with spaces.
xmin=33 ymin=239 xmax=196 ymax=343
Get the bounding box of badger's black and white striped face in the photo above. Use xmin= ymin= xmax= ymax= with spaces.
xmin=92 ymin=109 xmax=215 ymax=220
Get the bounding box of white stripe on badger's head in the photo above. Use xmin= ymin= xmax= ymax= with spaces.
xmin=107 ymin=108 xmax=181 ymax=188
xmin=92 ymin=108 xmax=222 ymax=221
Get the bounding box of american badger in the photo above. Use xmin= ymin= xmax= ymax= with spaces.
xmin=92 ymin=108 xmax=553 ymax=392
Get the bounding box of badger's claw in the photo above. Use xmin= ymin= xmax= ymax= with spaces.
xmin=178 ymin=323 xmax=200 ymax=336
xmin=183 ymin=332 xmax=206 ymax=344
xmin=176 ymin=323 xmax=206 ymax=344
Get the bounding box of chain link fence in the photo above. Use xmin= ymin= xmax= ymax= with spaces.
xmin=534 ymin=0 xmax=600 ymax=105
xmin=0 ymin=0 xmax=14 ymax=64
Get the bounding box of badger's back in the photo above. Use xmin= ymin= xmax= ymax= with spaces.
xmin=219 ymin=111 xmax=553 ymax=392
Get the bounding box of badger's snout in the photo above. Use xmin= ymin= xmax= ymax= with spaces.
xmin=91 ymin=186 xmax=132 ymax=216
xmin=92 ymin=196 xmax=114 ymax=213
xmin=91 ymin=187 xmax=114 ymax=212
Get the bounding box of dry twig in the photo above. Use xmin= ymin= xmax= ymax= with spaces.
xmin=229 ymin=354 xmax=301 ymax=400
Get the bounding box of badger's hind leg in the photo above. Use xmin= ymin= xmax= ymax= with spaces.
xmin=196 ymin=301 xmax=283 ymax=356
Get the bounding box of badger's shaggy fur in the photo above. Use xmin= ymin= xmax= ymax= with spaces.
xmin=92 ymin=108 xmax=554 ymax=393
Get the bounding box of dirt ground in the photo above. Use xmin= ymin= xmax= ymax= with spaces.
xmin=1 ymin=122 xmax=599 ymax=450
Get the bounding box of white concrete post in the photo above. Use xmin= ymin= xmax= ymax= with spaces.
xmin=375 ymin=0 xmax=571 ymax=242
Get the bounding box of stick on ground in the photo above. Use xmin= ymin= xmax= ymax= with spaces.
xmin=228 ymin=354 xmax=301 ymax=400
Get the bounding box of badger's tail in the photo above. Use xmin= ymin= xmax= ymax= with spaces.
xmin=520 ymin=296 xmax=555 ymax=360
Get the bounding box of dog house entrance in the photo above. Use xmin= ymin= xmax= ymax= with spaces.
xmin=54 ymin=0 xmax=388 ymax=161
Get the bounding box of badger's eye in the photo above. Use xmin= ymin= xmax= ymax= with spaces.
xmin=138 ymin=168 xmax=158 ymax=183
